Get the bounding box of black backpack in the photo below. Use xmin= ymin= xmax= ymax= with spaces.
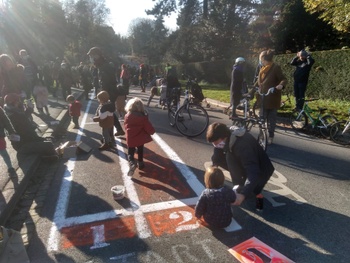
xmin=191 ymin=83 xmax=204 ymax=102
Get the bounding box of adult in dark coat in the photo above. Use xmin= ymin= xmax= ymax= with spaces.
xmin=0 ymin=54 xmax=26 ymax=97
xmin=18 ymin=49 xmax=38 ymax=99
xmin=206 ymin=122 xmax=275 ymax=206
xmin=87 ymin=47 xmax=125 ymax=136
xmin=290 ymin=49 xmax=315 ymax=110
xmin=230 ymin=57 xmax=246 ymax=118
xmin=3 ymin=93 xmax=58 ymax=160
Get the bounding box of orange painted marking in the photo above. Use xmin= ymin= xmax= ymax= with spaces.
xmin=61 ymin=217 xmax=136 ymax=249
xmin=132 ymin=141 xmax=195 ymax=204
xmin=146 ymin=206 xmax=202 ymax=237
xmin=228 ymin=237 xmax=295 ymax=263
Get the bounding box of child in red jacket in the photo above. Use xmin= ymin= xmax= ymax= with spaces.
xmin=124 ymin=97 xmax=155 ymax=176
xmin=66 ymin=95 xmax=82 ymax=129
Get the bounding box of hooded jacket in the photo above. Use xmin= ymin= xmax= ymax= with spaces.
xmin=211 ymin=127 xmax=274 ymax=197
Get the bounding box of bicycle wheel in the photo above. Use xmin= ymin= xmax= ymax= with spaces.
xmin=330 ymin=121 xmax=350 ymax=145
xmin=257 ymin=128 xmax=268 ymax=151
xmin=290 ymin=110 xmax=308 ymax=130
xmin=168 ymin=105 xmax=176 ymax=127
xmin=175 ymin=103 xmax=209 ymax=137
xmin=319 ymin=114 xmax=337 ymax=138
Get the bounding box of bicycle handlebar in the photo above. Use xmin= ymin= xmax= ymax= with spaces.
xmin=256 ymin=87 xmax=275 ymax=96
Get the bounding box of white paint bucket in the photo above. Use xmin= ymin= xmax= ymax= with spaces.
xmin=111 ymin=185 xmax=125 ymax=200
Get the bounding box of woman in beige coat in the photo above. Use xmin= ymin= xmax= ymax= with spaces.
xmin=256 ymin=50 xmax=287 ymax=145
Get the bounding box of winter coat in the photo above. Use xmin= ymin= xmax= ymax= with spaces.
xmin=124 ymin=111 xmax=155 ymax=148
xmin=211 ymin=129 xmax=274 ymax=197
xmin=33 ymin=85 xmax=49 ymax=108
xmin=195 ymin=186 xmax=236 ymax=228
xmin=230 ymin=64 xmax=245 ymax=103
xmin=96 ymin=101 xmax=114 ymax=129
xmin=290 ymin=56 xmax=315 ymax=83
xmin=4 ymin=105 xmax=43 ymax=151
xmin=1 ymin=65 xmax=26 ymax=97
xmin=257 ymin=63 xmax=287 ymax=109
xmin=94 ymin=57 xmax=117 ymax=103
xmin=69 ymin=100 xmax=82 ymax=117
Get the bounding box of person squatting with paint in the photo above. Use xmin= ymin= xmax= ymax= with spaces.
xmin=93 ymin=91 xmax=115 ymax=151
xmin=206 ymin=122 xmax=275 ymax=208
xmin=124 ymin=97 xmax=155 ymax=177
xmin=195 ymin=166 xmax=237 ymax=228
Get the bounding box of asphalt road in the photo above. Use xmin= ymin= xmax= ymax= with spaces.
xmin=25 ymin=88 xmax=350 ymax=263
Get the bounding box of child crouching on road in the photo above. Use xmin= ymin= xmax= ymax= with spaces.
xmin=124 ymin=97 xmax=155 ymax=176
xmin=93 ymin=91 xmax=114 ymax=151
xmin=195 ymin=166 xmax=236 ymax=228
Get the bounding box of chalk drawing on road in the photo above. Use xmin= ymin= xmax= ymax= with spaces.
xmin=204 ymin=161 xmax=307 ymax=207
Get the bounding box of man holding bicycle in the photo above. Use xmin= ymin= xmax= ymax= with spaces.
xmin=206 ymin=122 xmax=275 ymax=207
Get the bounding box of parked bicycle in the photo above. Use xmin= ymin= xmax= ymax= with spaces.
xmin=167 ymin=82 xmax=209 ymax=137
xmin=330 ymin=109 xmax=350 ymax=145
xmin=289 ymin=98 xmax=337 ymax=138
xmin=231 ymin=87 xmax=275 ymax=151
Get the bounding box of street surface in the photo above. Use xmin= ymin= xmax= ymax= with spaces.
xmin=21 ymin=87 xmax=350 ymax=262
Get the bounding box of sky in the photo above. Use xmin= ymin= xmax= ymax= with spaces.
xmin=105 ymin=0 xmax=178 ymax=36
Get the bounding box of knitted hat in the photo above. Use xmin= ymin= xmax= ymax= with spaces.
xmin=300 ymin=50 xmax=308 ymax=57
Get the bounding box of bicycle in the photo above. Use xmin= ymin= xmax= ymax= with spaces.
xmin=330 ymin=109 xmax=350 ymax=145
xmin=167 ymin=82 xmax=209 ymax=137
xmin=289 ymin=98 xmax=337 ymax=138
xmin=252 ymin=88 xmax=291 ymax=118
xmin=231 ymin=87 xmax=275 ymax=151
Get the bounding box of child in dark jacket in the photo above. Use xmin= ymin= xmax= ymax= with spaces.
xmin=66 ymin=95 xmax=82 ymax=129
xmin=195 ymin=166 xmax=236 ymax=228
xmin=93 ymin=91 xmax=114 ymax=150
xmin=124 ymin=97 xmax=155 ymax=176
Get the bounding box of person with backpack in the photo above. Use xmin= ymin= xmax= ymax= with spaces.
xmin=87 ymin=47 xmax=125 ymax=137
xmin=206 ymin=122 xmax=274 ymax=208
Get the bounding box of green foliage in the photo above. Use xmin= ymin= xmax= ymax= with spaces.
xmin=303 ymin=0 xmax=350 ymax=33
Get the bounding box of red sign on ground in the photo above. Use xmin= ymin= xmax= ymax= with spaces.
xmin=228 ymin=237 xmax=295 ymax=263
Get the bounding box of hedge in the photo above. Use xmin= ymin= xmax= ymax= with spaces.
xmin=173 ymin=49 xmax=350 ymax=101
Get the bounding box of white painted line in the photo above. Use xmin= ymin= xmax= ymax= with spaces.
xmin=47 ymin=99 xmax=94 ymax=251
xmin=151 ymin=133 xmax=205 ymax=196
xmin=115 ymin=139 xmax=152 ymax=239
